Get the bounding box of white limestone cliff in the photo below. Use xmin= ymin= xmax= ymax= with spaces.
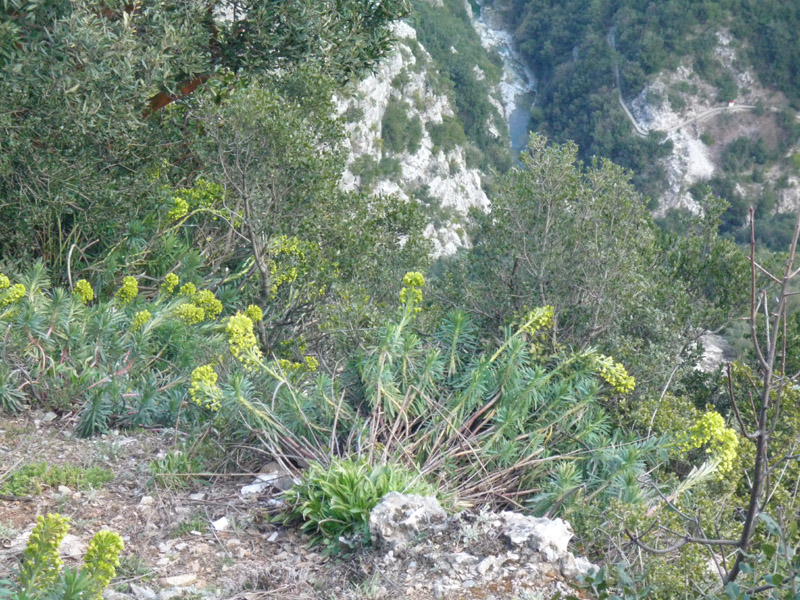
xmin=336 ymin=21 xmax=495 ymax=256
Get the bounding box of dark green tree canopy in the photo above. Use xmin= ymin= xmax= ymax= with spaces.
xmin=443 ymin=134 xmax=747 ymax=397
xmin=0 ymin=0 xmax=410 ymax=260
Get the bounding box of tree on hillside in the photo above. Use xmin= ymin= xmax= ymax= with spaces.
xmin=0 ymin=0 xmax=411 ymax=263
xmin=461 ymin=135 xmax=673 ymax=345
xmin=189 ymin=72 xmax=431 ymax=351
xmin=445 ymin=134 xmax=746 ymax=396
xmin=625 ymin=208 xmax=800 ymax=594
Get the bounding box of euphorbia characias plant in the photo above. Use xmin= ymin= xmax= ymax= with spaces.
xmin=9 ymin=513 xmax=124 ymax=599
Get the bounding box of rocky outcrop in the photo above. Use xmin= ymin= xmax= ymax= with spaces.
xmin=369 ymin=493 xmax=596 ymax=599
xmin=370 ymin=492 xmax=449 ymax=553
xmin=627 ymin=30 xmax=793 ymax=216
xmin=336 ymin=21 xmax=495 ymax=256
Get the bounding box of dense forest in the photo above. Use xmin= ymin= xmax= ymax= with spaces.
xmin=1 ymin=0 xmax=800 ymax=598
xmin=504 ymin=0 xmax=800 ymax=242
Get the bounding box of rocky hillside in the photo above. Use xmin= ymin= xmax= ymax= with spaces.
xmin=628 ymin=30 xmax=799 ymax=218
xmin=0 ymin=413 xmax=596 ymax=600
xmin=490 ymin=0 xmax=800 ymax=245
xmin=336 ymin=12 xmax=508 ymax=256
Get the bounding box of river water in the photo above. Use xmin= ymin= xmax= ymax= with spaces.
xmin=467 ymin=0 xmax=537 ymax=154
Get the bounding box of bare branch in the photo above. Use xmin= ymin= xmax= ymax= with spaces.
xmin=625 ymin=530 xmax=738 ymax=555
xmin=727 ymin=364 xmax=755 ymax=439
xmin=750 ymin=258 xmax=781 ymax=283
xmin=749 ymin=208 xmax=769 ymax=371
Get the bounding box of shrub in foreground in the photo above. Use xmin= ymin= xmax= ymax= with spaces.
xmin=280 ymin=457 xmax=439 ymax=555
xmin=0 ymin=514 xmax=123 ymax=600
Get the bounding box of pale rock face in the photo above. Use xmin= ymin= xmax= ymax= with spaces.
xmin=424 ymin=223 xmax=463 ymax=256
xmin=627 ymin=29 xmax=777 ymax=215
xmin=368 ymin=493 xmax=597 ymax=598
xmin=696 ymin=332 xmax=734 ymax=373
xmin=335 ymin=20 xmax=492 ymax=255
xmin=630 ymin=75 xmax=717 ymax=216
xmin=369 ymin=492 xmax=448 ymax=553
xmin=777 ymin=177 xmax=800 ymax=214
xmin=659 ymin=130 xmax=716 ymax=215
xmin=498 ymin=511 xmax=573 ymax=562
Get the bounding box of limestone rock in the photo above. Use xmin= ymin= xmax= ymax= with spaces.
xmin=498 ymin=511 xmax=573 ymax=562
xmin=369 ymin=492 xmax=448 ymax=553
xmin=335 ymin=20 xmax=496 ymax=256
xmin=129 ymin=584 xmax=157 ymax=600
xmin=366 ymin=493 xmax=597 ymax=598
xmin=160 ymin=574 xmax=196 ymax=587
xmin=240 ymin=461 xmax=295 ymax=495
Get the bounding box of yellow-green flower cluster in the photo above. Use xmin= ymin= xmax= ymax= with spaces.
xmin=399 ymin=271 xmax=425 ymax=310
xmin=22 ymin=513 xmax=70 ymax=592
xmin=245 ymin=304 xmax=263 ymax=323
xmin=166 ymin=197 xmax=189 ymax=222
xmin=179 ymin=282 xmax=197 ymax=296
xmin=596 ymin=354 xmax=636 ymax=394
xmin=267 ymin=235 xmax=327 ymax=298
xmin=189 ymin=364 xmax=222 ymax=411
xmin=175 ymin=178 xmax=224 ymax=210
xmin=131 ymin=310 xmax=152 ymax=332
xmin=276 ymin=355 xmax=319 ymax=376
xmin=521 ymin=305 xmax=554 ymax=335
xmin=269 ymin=236 xmax=305 ymax=296
xmin=83 ymin=530 xmax=124 ymax=599
xmin=681 ymin=410 xmax=739 ymax=474
xmin=0 ymin=273 xmax=9 ymax=289
xmin=226 ymin=312 xmax=262 ymax=369
xmin=175 ymin=303 xmax=204 ymax=325
xmin=162 ymin=273 xmax=179 ymax=294
xmin=0 ymin=283 xmax=26 ymax=308
xmin=74 ymin=279 xmax=94 ymax=304
xmin=115 ymin=276 xmax=138 ymax=305
xmin=192 ymin=289 xmax=222 ymax=320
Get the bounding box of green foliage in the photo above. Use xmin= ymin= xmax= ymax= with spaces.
xmin=567 ymin=563 xmax=650 ymax=600
xmin=381 ymin=98 xmax=423 ymax=154
xmin=0 ymin=463 xmax=112 ymax=497
xmin=0 ymin=362 xmax=25 ymax=413
xmin=82 ymin=531 xmax=124 ymax=599
xmin=169 ymin=515 xmax=209 ymax=539
xmin=722 ymin=136 xmax=770 ymax=172
xmin=700 ymin=131 xmax=715 ymax=146
xmin=2 ymin=514 xmax=123 ymax=600
xmin=716 ymin=515 xmax=800 ymax=600
xmin=0 ymin=263 xmax=230 ymax=436
xmin=350 ymin=155 xmax=403 ymax=188
xmin=732 ymin=0 xmax=800 ymax=107
xmin=281 ymin=458 xmax=439 ymax=555
xmin=190 ymin=74 xmax=431 ymax=354
xmin=351 ymin=295 xmax=662 ymax=512
xmin=148 ymin=450 xmax=205 ymax=491
xmin=445 ymin=136 xmax=748 ymax=406
xmin=716 ymin=71 xmax=739 ymax=103
xmin=447 ymin=136 xmax=670 ymax=392
xmin=679 ymin=410 xmax=739 ymax=474
xmin=507 ymin=0 xmax=800 ymax=223
xmin=0 ymin=0 xmax=411 ymax=263
xmin=18 ymin=514 xmax=70 ymax=594
xmin=427 ymin=115 xmax=469 ymax=152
